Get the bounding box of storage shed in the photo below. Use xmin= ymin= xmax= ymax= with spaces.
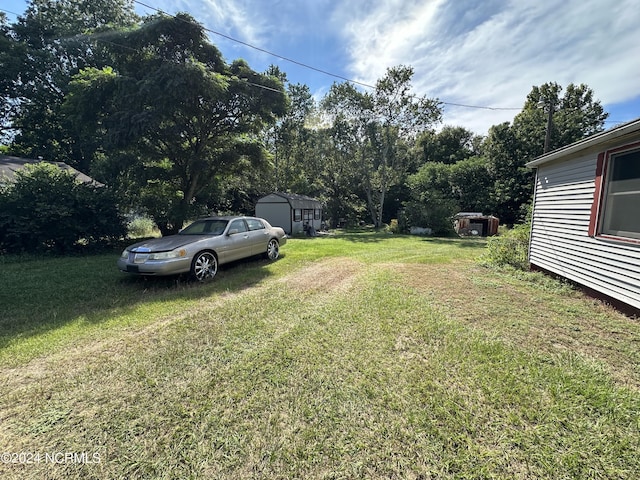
xmin=453 ymin=212 xmax=499 ymax=237
xmin=526 ymin=118 xmax=640 ymax=312
xmin=255 ymin=192 xmax=322 ymax=235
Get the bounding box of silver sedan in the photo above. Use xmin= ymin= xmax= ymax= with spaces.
xmin=117 ymin=216 xmax=286 ymax=281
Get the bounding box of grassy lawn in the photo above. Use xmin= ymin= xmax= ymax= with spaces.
xmin=1 ymin=232 xmax=639 ymax=479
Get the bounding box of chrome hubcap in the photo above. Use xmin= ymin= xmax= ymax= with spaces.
xmin=194 ymin=253 xmax=216 ymax=280
xmin=267 ymin=240 xmax=279 ymax=260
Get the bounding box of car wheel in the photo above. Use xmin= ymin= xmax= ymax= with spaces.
xmin=191 ymin=251 xmax=217 ymax=281
xmin=266 ymin=239 xmax=279 ymax=260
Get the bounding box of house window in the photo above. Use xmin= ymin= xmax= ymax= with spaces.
xmin=314 ymin=209 xmax=321 ymax=220
xmin=303 ymin=209 xmax=314 ymax=222
xmin=595 ymin=146 xmax=640 ymax=240
xmin=293 ymin=209 xmax=302 ymax=222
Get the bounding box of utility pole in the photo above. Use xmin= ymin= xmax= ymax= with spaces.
xmin=540 ymin=96 xmax=555 ymax=154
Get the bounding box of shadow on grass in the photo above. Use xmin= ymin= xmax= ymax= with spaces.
xmin=329 ymin=229 xmax=392 ymax=243
xmin=419 ymin=236 xmax=488 ymax=248
xmin=336 ymin=229 xmax=488 ymax=247
xmin=0 ymin=251 xmax=279 ymax=352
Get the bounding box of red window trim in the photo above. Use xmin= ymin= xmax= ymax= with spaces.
xmin=587 ymin=151 xmax=606 ymax=237
xmin=597 ymin=234 xmax=640 ymax=246
xmin=589 ymin=141 xmax=640 ymax=241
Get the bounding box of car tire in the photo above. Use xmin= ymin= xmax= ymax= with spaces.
xmin=266 ymin=239 xmax=279 ymax=260
xmin=191 ymin=251 xmax=217 ymax=281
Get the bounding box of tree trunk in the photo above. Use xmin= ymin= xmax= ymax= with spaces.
xmin=376 ymin=187 xmax=386 ymax=228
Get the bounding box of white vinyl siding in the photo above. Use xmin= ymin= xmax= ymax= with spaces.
xmin=530 ymin=150 xmax=640 ymax=310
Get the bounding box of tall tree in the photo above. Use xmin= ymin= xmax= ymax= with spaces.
xmin=6 ymin=0 xmax=137 ymax=165
xmin=415 ymin=125 xmax=483 ymax=165
xmin=322 ymin=66 xmax=441 ymax=227
xmin=64 ymin=13 xmax=287 ymax=234
xmin=516 ymin=82 xmax=608 ymax=153
xmin=270 ymin=82 xmax=316 ymax=193
xmin=404 ymin=161 xmax=458 ymax=235
xmin=0 ymin=13 xmax=21 ymax=143
xmin=483 ymin=121 xmax=533 ymax=224
xmin=368 ymin=66 xmax=442 ymax=227
xmin=485 ymin=82 xmax=608 ymax=224
xmin=315 ymin=114 xmax=364 ymax=227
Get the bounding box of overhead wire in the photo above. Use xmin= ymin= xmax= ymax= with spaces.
xmin=131 ymin=0 xmax=523 ymax=111
xmin=0 ymin=8 xmax=21 ymax=17
xmin=1 ymin=3 xmax=631 ymax=119
xmin=133 ymin=0 xmax=378 ymax=90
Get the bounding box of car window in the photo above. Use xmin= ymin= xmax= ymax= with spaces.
xmin=180 ymin=219 xmax=228 ymax=235
xmin=246 ymin=218 xmax=265 ymax=231
xmin=229 ymin=219 xmax=248 ymax=233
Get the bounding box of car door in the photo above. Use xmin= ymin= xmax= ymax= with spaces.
xmin=221 ymin=219 xmax=252 ymax=262
xmin=245 ymin=218 xmax=270 ymax=255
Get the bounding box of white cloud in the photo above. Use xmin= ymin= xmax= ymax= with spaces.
xmin=336 ymin=0 xmax=640 ymax=133
xmin=152 ymin=0 xmax=269 ymax=59
xmin=143 ymin=0 xmax=640 ymax=133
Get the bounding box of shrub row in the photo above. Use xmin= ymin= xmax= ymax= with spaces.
xmin=480 ymin=223 xmax=530 ymax=270
xmin=0 ymin=163 xmax=126 ymax=253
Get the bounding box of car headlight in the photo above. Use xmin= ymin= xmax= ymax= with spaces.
xmin=148 ymin=249 xmax=187 ymax=260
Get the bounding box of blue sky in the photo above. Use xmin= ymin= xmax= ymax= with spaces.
xmin=3 ymin=0 xmax=640 ymax=134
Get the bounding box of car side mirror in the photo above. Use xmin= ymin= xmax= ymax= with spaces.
xmin=227 ymin=228 xmax=239 ymax=236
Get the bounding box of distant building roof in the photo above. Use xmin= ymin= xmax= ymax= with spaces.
xmin=257 ymin=192 xmax=322 ymax=209
xmin=271 ymin=192 xmax=320 ymax=203
xmin=0 ymin=155 xmax=102 ymax=186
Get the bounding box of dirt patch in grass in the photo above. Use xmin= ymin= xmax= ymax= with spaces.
xmin=277 ymin=257 xmax=361 ymax=295
xmin=394 ymin=262 xmax=640 ymax=390
xmin=1 ymin=258 xmax=363 ymax=394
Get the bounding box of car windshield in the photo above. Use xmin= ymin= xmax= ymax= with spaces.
xmin=179 ymin=219 xmax=228 ymax=235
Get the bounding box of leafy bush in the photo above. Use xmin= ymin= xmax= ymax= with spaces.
xmin=127 ymin=215 xmax=158 ymax=238
xmin=480 ymin=223 xmax=530 ymax=270
xmin=0 ymin=163 xmax=126 ymax=253
xmin=401 ymin=194 xmax=458 ymax=236
xmin=403 ymin=163 xmax=459 ymax=235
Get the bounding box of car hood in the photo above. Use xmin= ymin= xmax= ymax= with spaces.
xmin=127 ymin=235 xmax=205 ymax=252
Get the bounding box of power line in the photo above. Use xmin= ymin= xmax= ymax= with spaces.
xmin=1 ymin=3 xmax=522 ymax=110
xmin=133 ymin=0 xmax=377 ymax=90
xmin=439 ymin=101 xmax=520 ymax=111
xmin=0 ymin=7 xmax=21 ymax=18
xmin=132 ymin=1 xmax=523 ymax=111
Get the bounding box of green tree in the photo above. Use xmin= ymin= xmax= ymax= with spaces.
xmin=271 ymin=82 xmax=316 ymax=192
xmin=415 ymin=125 xmax=483 ymax=165
xmin=403 ymin=155 xmax=493 ymax=235
xmin=403 ymin=161 xmax=458 ymax=235
xmin=517 ymin=82 xmax=608 ymax=153
xmin=0 ymin=12 xmax=23 ymax=143
xmin=64 ymin=13 xmax=287 ymax=234
xmin=368 ymin=66 xmax=441 ymax=227
xmin=485 ymin=82 xmax=608 ymax=224
xmin=448 ymin=156 xmax=493 ymax=213
xmin=6 ymin=0 xmax=137 ymax=166
xmin=315 ymin=114 xmax=364 ymax=227
xmin=322 ymin=66 xmax=441 ymax=227
xmin=484 ymin=121 xmax=533 ymax=224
